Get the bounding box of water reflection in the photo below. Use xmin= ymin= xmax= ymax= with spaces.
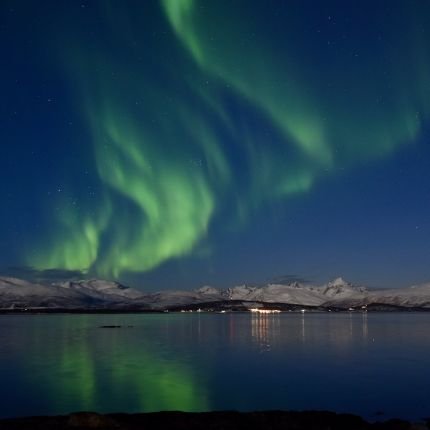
xmin=7 ymin=315 xmax=208 ymax=415
xmin=248 ymin=311 xmax=370 ymax=354
xmin=251 ymin=313 xmax=280 ymax=351
xmin=1 ymin=313 xmax=430 ymax=420
xmin=301 ymin=313 xmax=305 ymax=342
xmin=362 ymin=312 xmax=368 ymax=340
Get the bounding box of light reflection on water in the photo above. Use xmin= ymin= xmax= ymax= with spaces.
xmin=251 ymin=312 xmax=281 ymax=351
xmin=0 ymin=312 xmax=429 ymax=420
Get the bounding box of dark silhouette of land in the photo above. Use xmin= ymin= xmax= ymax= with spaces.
xmin=0 ymin=411 xmax=427 ymax=430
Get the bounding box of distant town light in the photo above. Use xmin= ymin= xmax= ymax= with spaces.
xmin=249 ymin=308 xmax=281 ymax=314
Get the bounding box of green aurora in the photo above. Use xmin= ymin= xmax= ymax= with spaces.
xmin=28 ymin=1 xmax=430 ymax=279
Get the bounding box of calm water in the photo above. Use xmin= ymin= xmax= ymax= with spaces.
xmin=0 ymin=313 xmax=429 ymax=420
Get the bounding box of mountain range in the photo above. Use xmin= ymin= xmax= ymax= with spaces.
xmin=1 ymin=276 xmax=430 ymax=311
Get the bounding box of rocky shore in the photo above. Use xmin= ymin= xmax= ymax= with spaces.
xmin=0 ymin=411 xmax=428 ymax=430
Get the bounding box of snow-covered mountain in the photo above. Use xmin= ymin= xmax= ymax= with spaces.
xmin=221 ymin=277 xmax=367 ymax=306
xmin=56 ymin=279 xmax=145 ymax=300
xmin=0 ymin=277 xmax=146 ymax=309
xmin=323 ymin=282 xmax=430 ymax=308
xmin=1 ymin=276 xmax=430 ymax=310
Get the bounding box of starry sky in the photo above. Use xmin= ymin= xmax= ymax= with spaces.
xmin=1 ymin=0 xmax=430 ymax=290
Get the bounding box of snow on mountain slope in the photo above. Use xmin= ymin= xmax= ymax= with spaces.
xmin=331 ymin=283 xmax=430 ymax=308
xmin=54 ymin=279 xmax=145 ymax=300
xmin=322 ymin=282 xmax=430 ymax=308
xmin=144 ymin=286 xmax=223 ymax=308
xmin=1 ymin=276 xmax=430 ymax=309
xmin=262 ymin=284 xmax=326 ymax=306
xmin=0 ymin=277 xmax=79 ymax=298
xmin=224 ymin=284 xmax=321 ymax=305
xmin=0 ymin=277 xmax=99 ymax=308
xmin=318 ymin=277 xmax=367 ymax=298
xmin=222 ymin=278 xmax=367 ymax=306
xmin=0 ymin=277 xmax=144 ymax=308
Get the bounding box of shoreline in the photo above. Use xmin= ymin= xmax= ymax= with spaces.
xmin=1 ymin=302 xmax=430 ymax=315
xmin=0 ymin=410 xmax=427 ymax=429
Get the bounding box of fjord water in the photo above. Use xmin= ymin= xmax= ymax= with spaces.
xmin=0 ymin=313 xmax=429 ymax=420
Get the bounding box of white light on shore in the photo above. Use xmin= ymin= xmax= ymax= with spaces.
xmin=250 ymin=308 xmax=281 ymax=314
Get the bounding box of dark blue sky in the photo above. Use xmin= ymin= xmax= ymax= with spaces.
xmin=1 ymin=1 xmax=430 ymax=290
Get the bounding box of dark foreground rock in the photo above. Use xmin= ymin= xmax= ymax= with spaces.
xmin=0 ymin=411 xmax=428 ymax=430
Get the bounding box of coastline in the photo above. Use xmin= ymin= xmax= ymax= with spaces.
xmin=1 ymin=302 xmax=430 ymax=314
xmin=0 ymin=410 xmax=427 ymax=429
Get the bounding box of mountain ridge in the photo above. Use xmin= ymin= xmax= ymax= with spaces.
xmin=0 ymin=276 xmax=429 ymax=310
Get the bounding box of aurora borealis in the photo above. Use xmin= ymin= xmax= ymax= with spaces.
xmin=1 ymin=0 xmax=430 ymax=289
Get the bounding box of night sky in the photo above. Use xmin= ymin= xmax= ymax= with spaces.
xmin=1 ymin=0 xmax=430 ymax=290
